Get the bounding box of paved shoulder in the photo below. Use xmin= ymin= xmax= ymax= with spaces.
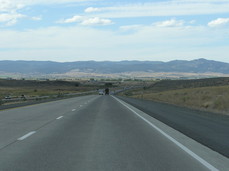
xmin=117 ymin=96 xmax=229 ymax=158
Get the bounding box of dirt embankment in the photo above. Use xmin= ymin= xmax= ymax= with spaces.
xmin=121 ymin=77 xmax=229 ymax=115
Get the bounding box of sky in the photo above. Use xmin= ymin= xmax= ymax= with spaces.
xmin=0 ymin=0 xmax=229 ymax=62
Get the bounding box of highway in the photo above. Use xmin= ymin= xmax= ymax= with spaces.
xmin=118 ymin=96 xmax=229 ymax=158
xmin=0 ymin=95 xmax=228 ymax=171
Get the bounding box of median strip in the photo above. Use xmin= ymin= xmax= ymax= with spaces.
xmin=112 ymin=96 xmax=219 ymax=171
xmin=17 ymin=131 xmax=36 ymax=141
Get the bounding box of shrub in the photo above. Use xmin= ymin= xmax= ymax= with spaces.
xmin=75 ymin=82 xmax=80 ymax=87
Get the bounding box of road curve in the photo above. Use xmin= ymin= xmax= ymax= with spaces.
xmin=0 ymin=95 xmax=226 ymax=170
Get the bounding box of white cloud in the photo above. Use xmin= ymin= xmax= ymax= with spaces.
xmin=120 ymin=25 xmax=143 ymax=31
xmin=0 ymin=0 xmax=24 ymax=12
xmin=153 ymin=19 xmax=184 ymax=27
xmin=31 ymin=16 xmax=42 ymax=21
xmin=59 ymin=15 xmax=113 ymax=26
xmin=0 ymin=13 xmax=25 ymax=25
xmin=208 ymin=18 xmax=229 ymax=27
xmin=0 ymin=0 xmax=25 ymax=25
xmin=86 ymin=1 xmax=229 ymax=18
xmin=1 ymin=0 xmax=96 ymax=6
xmin=0 ymin=1 xmax=24 ymax=26
xmin=0 ymin=0 xmax=96 ymax=26
xmin=0 ymin=0 xmax=95 ymax=12
xmin=59 ymin=15 xmax=83 ymax=23
xmin=85 ymin=7 xmax=101 ymax=13
xmin=0 ymin=23 xmax=228 ymax=62
xmin=81 ymin=17 xmax=113 ymax=26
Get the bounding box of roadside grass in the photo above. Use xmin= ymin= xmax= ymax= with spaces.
xmin=0 ymin=85 xmax=95 ymax=98
xmin=131 ymin=86 xmax=229 ymax=114
xmin=0 ymin=80 xmax=100 ymax=106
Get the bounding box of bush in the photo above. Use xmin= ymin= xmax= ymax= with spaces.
xmin=124 ymin=92 xmax=133 ymax=96
xmin=105 ymin=83 xmax=113 ymax=87
xmin=75 ymin=82 xmax=80 ymax=87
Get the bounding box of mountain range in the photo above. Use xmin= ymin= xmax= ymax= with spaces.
xmin=0 ymin=58 xmax=228 ymax=75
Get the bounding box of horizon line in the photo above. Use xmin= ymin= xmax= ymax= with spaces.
xmin=0 ymin=58 xmax=225 ymax=63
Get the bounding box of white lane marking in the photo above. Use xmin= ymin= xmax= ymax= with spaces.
xmin=18 ymin=131 xmax=36 ymax=141
xmin=72 ymin=109 xmax=76 ymax=112
xmin=80 ymin=105 xmax=83 ymax=107
xmin=112 ymin=96 xmax=219 ymax=171
xmin=56 ymin=116 xmax=63 ymax=120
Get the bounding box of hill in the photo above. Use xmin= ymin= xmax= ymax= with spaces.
xmin=0 ymin=58 xmax=229 ymax=75
xmin=120 ymin=77 xmax=229 ymax=114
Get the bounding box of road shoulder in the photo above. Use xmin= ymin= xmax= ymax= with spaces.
xmin=113 ymin=96 xmax=229 ymax=171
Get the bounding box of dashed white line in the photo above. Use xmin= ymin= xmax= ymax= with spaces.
xmin=18 ymin=131 xmax=36 ymax=141
xmin=72 ymin=109 xmax=76 ymax=112
xmin=112 ymin=96 xmax=219 ymax=171
xmin=56 ymin=116 xmax=63 ymax=120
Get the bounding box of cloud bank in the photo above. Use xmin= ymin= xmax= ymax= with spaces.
xmin=85 ymin=0 xmax=229 ymax=18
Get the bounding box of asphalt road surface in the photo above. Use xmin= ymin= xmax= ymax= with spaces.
xmin=118 ymin=96 xmax=229 ymax=158
xmin=0 ymin=95 xmax=227 ymax=171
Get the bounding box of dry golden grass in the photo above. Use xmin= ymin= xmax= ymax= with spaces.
xmin=132 ymin=85 xmax=229 ymax=114
xmin=0 ymin=87 xmax=78 ymax=98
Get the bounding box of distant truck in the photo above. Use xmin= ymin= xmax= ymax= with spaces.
xmin=105 ymin=88 xmax=109 ymax=95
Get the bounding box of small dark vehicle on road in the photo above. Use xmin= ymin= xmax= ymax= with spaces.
xmin=105 ymin=88 xmax=109 ymax=95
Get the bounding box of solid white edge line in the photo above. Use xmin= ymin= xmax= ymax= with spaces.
xmin=56 ymin=116 xmax=63 ymax=120
xmin=112 ymin=96 xmax=218 ymax=171
xmin=17 ymin=131 xmax=36 ymax=141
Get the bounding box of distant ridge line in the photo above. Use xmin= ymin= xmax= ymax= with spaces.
xmin=0 ymin=58 xmax=228 ymax=74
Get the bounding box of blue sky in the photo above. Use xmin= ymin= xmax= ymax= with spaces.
xmin=0 ymin=0 xmax=229 ymax=62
